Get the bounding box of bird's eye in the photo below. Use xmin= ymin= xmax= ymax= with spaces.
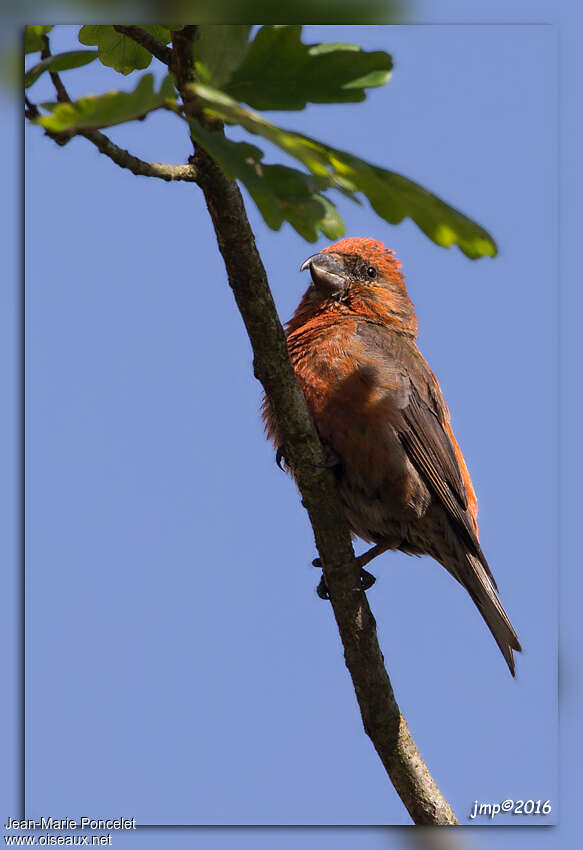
xmin=366 ymin=266 xmax=377 ymax=279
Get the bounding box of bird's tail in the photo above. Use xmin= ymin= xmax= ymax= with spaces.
xmin=453 ymin=553 xmax=522 ymax=676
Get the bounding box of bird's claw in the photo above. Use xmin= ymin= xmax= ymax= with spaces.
xmin=277 ymin=447 xmax=341 ymax=473
xmin=275 ymin=445 xmax=287 ymax=471
xmin=316 ymin=575 xmax=330 ymax=600
xmin=313 ymin=558 xmax=376 ymax=599
xmin=359 ymin=568 xmax=376 ymax=591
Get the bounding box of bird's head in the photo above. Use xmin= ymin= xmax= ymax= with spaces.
xmin=292 ymin=237 xmax=418 ymax=337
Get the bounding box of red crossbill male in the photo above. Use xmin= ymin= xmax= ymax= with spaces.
xmin=263 ymin=237 xmax=521 ymax=675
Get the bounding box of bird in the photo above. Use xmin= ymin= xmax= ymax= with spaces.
xmin=262 ymin=237 xmax=521 ymax=675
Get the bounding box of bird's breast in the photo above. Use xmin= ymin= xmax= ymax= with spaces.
xmin=287 ymin=320 xmax=430 ymax=533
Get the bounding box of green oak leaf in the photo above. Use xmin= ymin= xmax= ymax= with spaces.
xmin=189 ymin=124 xmax=344 ymax=242
xmin=224 ymin=25 xmax=392 ymax=110
xmin=25 ymin=26 xmax=54 ymax=55
xmin=36 ymin=74 xmax=176 ymax=132
xmin=25 ymin=50 xmax=99 ymax=89
xmin=144 ymin=26 xmax=172 ymax=43
xmin=189 ymin=83 xmax=497 ymax=258
xmin=194 ymin=26 xmax=252 ymax=88
xmin=78 ymin=26 xmax=171 ymax=75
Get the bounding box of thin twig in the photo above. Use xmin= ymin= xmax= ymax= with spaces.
xmin=26 ymin=36 xmax=196 ymax=183
xmin=79 ymin=130 xmax=197 ymax=181
xmin=113 ymin=26 xmax=172 ymax=66
xmin=39 ymin=34 xmax=69 ymax=104
xmin=171 ymin=26 xmax=458 ymax=826
xmin=24 ymin=96 xmax=39 ymax=120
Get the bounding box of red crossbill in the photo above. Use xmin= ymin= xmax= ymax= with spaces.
xmin=263 ymin=237 xmax=521 ymax=675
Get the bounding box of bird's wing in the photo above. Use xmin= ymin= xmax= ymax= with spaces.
xmin=355 ymin=321 xmax=523 ymax=671
xmin=355 ymin=321 xmax=493 ymax=580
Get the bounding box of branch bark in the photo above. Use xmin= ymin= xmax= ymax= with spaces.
xmin=171 ymin=26 xmax=458 ymax=826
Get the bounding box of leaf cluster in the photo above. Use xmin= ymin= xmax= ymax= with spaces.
xmin=24 ymin=25 xmax=496 ymax=257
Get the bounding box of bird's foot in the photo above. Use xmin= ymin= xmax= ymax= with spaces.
xmin=359 ymin=568 xmax=376 ymax=591
xmin=313 ymin=558 xmax=376 ymax=599
xmin=316 ymin=573 xmax=330 ymax=600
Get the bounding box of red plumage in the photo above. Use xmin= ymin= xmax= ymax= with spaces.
xmin=263 ymin=237 xmax=521 ymax=675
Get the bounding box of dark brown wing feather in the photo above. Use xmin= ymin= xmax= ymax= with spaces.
xmin=356 ymin=321 xmax=521 ymax=674
xmin=356 ymin=323 xmax=477 ymax=532
xmin=398 ymin=384 xmax=496 ymax=588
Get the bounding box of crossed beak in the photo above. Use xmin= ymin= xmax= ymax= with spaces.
xmin=300 ymin=252 xmax=347 ymax=295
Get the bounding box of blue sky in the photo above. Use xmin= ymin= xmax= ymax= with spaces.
xmin=4 ymin=3 xmax=582 ymax=848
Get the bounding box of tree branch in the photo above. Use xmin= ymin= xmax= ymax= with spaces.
xmin=113 ymin=26 xmax=172 ymax=66
xmin=78 ymin=130 xmax=198 ymax=182
xmin=28 ymin=37 xmax=196 ymax=183
xmin=171 ymin=26 xmax=458 ymax=826
xmin=26 ymin=106 xmax=197 ymax=181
